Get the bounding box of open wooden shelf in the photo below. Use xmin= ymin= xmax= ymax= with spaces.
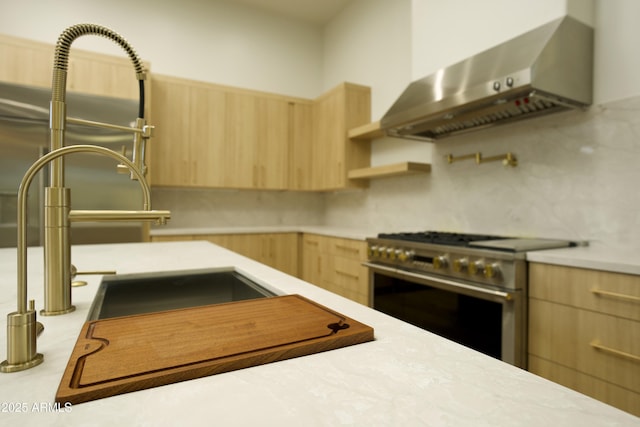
xmin=347 ymin=122 xmax=431 ymax=181
xmin=348 ymin=120 xmax=385 ymax=140
xmin=348 ymin=162 xmax=431 ymax=180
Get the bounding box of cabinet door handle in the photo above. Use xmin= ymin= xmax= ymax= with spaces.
xmin=335 ymin=244 xmax=359 ymax=253
xmin=591 ymin=289 xmax=640 ymax=303
xmin=336 ymin=269 xmax=359 ymax=280
xmin=590 ymin=340 xmax=640 ymax=363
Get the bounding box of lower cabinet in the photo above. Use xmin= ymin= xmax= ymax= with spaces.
xmin=151 ymin=233 xmax=298 ymax=277
xmin=151 ymin=232 xmax=371 ymax=306
xmin=528 ymin=263 xmax=640 ymax=416
xmin=300 ymin=233 xmax=370 ymax=306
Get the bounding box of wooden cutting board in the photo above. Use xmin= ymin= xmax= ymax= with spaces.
xmin=55 ymin=294 xmax=374 ymax=405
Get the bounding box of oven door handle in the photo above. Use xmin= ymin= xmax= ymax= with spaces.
xmin=363 ymin=262 xmax=515 ymax=303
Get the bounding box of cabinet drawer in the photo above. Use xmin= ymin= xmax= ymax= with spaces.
xmin=529 ymin=263 xmax=640 ymax=321
xmin=529 ymin=355 xmax=640 ymax=416
xmin=529 ymin=299 xmax=640 ymax=393
xmin=322 ymin=257 xmax=369 ymax=305
xmin=301 ymin=234 xmax=326 ymax=252
xmin=327 ymin=237 xmax=367 ymax=260
xmin=326 ymin=257 xmax=367 ymax=286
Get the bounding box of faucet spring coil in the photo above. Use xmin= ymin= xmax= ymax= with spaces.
xmin=53 ymin=23 xmax=145 ymax=76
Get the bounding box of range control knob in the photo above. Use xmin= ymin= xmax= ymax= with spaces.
xmin=388 ymin=248 xmax=398 ymax=260
xmin=368 ymin=245 xmax=377 ymax=258
xmin=484 ymin=262 xmax=501 ymax=279
xmin=398 ymin=250 xmax=415 ymax=263
xmin=469 ymin=259 xmax=485 ymax=275
xmin=452 ymin=258 xmax=468 ymax=272
xmin=433 ymin=255 xmax=448 ymax=270
xmin=378 ymin=246 xmax=388 ymax=258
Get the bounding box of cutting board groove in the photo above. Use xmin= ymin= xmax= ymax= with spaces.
xmin=56 ymin=294 xmax=374 ymax=404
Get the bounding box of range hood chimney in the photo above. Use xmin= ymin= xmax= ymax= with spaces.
xmin=381 ymin=16 xmax=594 ymax=142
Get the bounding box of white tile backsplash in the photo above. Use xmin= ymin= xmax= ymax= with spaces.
xmin=151 ymin=188 xmax=325 ymax=230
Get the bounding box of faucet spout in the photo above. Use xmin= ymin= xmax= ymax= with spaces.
xmin=69 ymin=210 xmax=171 ymax=225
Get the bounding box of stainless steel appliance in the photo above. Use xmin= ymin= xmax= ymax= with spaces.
xmin=365 ymin=231 xmax=576 ymax=368
xmin=0 ymin=81 xmax=144 ymax=247
xmin=380 ymin=16 xmax=594 ymax=141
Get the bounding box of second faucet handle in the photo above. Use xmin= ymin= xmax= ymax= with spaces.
xmin=70 ymin=265 xmax=116 ymax=287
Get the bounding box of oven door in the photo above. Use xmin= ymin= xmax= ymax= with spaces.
xmin=365 ymin=262 xmax=526 ymax=368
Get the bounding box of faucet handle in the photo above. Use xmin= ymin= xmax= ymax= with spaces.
xmin=116 ymin=145 xmax=129 ymax=174
xmin=70 ymin=265 xmax=116 ymax=287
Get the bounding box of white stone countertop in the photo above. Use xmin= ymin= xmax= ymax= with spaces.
xmin=526 ymin=243 xmax=640 ymax=275
xmin=0 ymin=241 xmax=637 ymax=426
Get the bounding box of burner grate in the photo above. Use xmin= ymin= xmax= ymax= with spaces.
xmin=377 ymin=231 xmax=505 ymax=247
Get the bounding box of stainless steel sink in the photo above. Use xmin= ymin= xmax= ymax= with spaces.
xmin=87 ymin=267 xmax=279 ymax=320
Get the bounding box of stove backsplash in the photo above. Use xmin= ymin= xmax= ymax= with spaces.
xmin=324 ymin=95 xmax=640 ymax=249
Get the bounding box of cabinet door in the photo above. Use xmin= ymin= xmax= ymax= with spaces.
xmin=258 ymin=233 xmax=298 ymax=276
xmin=151 ymin=77 xmax=226 ymax=187
xmin=313 ymin=88 xmax=343 ymax=189
xmin=288 ymin=101 xmax=314 ymax=190
xmin=224 ymin=92 xmax=258 ymax=188
xmin=150 ymin=77 xmax=191 ymax=186
xmin=189 ymin=84 xmax=226 ymax=187
xmin=225 ymin=92 xmax=290 ymax=189
xmin=256 ymin=97 xmax=290 ymax=189
xmin=310 ymin=83 xmax=371 ymax=191
xmin=301 ymin=234 xmax=323 ymax=285
xmin=0 ymin=35 xmax=52 ymax=88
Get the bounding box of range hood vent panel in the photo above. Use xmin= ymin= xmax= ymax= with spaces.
xmin=381 ymin=16 xmax=593 ymax=141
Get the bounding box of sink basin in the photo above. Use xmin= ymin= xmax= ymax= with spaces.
xmin=87 ymin=267 xmax=279 ymax=320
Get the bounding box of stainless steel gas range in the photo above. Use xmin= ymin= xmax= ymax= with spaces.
xmin=365 ymin=231 xmax=577 ymax=368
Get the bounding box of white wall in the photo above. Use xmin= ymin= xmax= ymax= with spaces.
xmin=322 ymin=0 xmax=412 ymax=118
xmin=0 ymin=0 xmax=323 ymax=98
xmin=411 ymin=0 xmax=583 ymax=80
xmin=593 ymin=0 xmax=640 ymax=103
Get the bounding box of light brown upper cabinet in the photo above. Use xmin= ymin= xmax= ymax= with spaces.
xmin=150 ymin=76 xmax=226 ymax=187
xmin=310 ymin=83 xmax=371 ymax=191
xmin=150 ymin=76 xmax=372 ymax=191
xmin=151 ymin=75 xmax=297 ymax=190
xmin=225 ymin=91 xmax=290 ymax=189
xmin=288 ymin=101 xmax=314 ymax=191
xmin=0 ymin=34 xmax=145 ymax=100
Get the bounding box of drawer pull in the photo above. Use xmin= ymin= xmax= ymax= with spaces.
xmin=336 ymin=269 xmax=359 ymax=280
xmin=591 ymin=289 xmax=640 ymax=303
xmin=590 ymin=340 xmax=640 ymax=363
xmin=335 ymin=244 xmax=359 ymax=253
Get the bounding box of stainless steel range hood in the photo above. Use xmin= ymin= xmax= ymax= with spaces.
xmin=381 ymin=16 xmax=594 ymax=141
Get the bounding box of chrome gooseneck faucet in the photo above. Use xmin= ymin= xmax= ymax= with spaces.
xmin=1 ymin=24 xmax=171 ymax=373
